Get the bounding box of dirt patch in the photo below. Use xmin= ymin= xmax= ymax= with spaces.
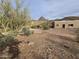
xmin=16 ymin=29 xmax=79 ymax=59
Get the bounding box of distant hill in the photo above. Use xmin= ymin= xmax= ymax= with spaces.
xmin=55 ymin=16 xmax=79 ymax=21
xmin=38 ymin=16 xmax=47 ymax=21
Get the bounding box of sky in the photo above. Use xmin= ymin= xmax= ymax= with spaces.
xmin=10 ymin=0 xmax=79 ymax=20
xmin=25 ymin=0 xmax=79 ymax=20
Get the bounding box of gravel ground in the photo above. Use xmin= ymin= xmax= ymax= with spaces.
xmin=17 ymin=29 xmax=79 ymax=59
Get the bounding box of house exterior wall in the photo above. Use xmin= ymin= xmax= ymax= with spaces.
xmin=54 ymin=20 xmax=79 ymax=29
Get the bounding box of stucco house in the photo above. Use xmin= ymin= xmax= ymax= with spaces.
xmin=54 ymin=20 xmax=79 ymax=29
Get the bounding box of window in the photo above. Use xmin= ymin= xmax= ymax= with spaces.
xmin=68 ymin=24 xmax=74 ymax=27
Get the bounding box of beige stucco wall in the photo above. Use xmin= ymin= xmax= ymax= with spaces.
xmin=54 ymin=20 xmax=79 ymax=28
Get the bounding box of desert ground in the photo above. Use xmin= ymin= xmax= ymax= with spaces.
xmin=17 ymin=29 xmax=79 ymax=59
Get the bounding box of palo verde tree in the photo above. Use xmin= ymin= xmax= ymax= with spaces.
xmin=0 ymin=0 xmax=31 ymax=33
xmin=0 ymin=0 xmax=31 ymax=59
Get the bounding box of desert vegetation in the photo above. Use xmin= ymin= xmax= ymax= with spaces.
xmin=0 ymin=33 xmax=21 ymax=59
xmin=0 ymin=0 xmax=33 ymax=59
xmin=40 ymin=22 xmax=49 ymax=30
xmin=0 ymin=0 xmax=32 ymax=33
xmin=0 ymin=0 xmax=79 ymax=59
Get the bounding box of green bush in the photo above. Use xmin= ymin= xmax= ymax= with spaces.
xmin=31 ymin=25 xmax=37 ymax=29
xmin=31 ymin=25 xmax=41 ymax=29
xmin=0 ymin=33 xmax=20 ymax=59
xmin=0 ymin=33 xmax=19 ymax=48
xmin=20 ymin=27 xmax=33 ymax=36
xmin=41 ymin=22 xmax=49 ymax=30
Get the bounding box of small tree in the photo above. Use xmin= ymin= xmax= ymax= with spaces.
xmin=41 ymin=22 xmax=49 ymax=30
xmin=20 ymin=27 xmax=33 ymax=36
xmin=0 ymin=0 xmax=31 ymax=33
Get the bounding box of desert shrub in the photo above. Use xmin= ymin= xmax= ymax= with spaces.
xmin=31 ymin=25 xmax=37 ymax=29
xmin=41 ymin=22 xmax=49 ymax=30
xmin=20 ymin=27 xmax=33 ymax=36
xmin=31 ymin=25 xmax=41 ymax=29
xmin=7 ymin=30 xmax=19 ymax=37
xmin=0 ymin=33 xmax=21 ymax=59
xmin=0 ymin=0 xmax=31 ymax=33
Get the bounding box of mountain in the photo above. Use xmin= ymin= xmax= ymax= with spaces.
xmin=62 ymin=16 xmax=79 ymax=20
xmin=38 ymin=16 xmax=47 ymax=21
xmin=55 ymin=16 xmax=79 ymax=21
